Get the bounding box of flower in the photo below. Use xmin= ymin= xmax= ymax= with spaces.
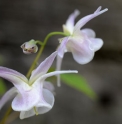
xmin=57 ymin=6 xmax=108 ymax=86
xmin=0 ymin=51 xmax=78 ymax=119
xmin=21 ymin=39 xmax=38 ymax=54
xmin=44 ymin=81 xmax=55 ymax=93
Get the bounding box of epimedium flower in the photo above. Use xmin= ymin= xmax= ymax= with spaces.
xmin=0 ymin=51 xmax=78 ymax=119
xmin=21 ymin=39 xmax=38 ymax=54
xmin=57 ymin=6 xmax=108 ymax=86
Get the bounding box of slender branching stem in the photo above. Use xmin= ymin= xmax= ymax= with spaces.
xmin=26 ymin=32 xmax=67 ymax=78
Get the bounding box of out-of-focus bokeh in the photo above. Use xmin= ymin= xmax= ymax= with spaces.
xmin=0 ymin=0 xmax=122 ymax=124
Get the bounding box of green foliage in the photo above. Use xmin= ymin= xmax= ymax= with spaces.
xmin=0 ymin=78 xmax=7 ymax=95
xmin=61 ymin=74 xmax=98 ymax=100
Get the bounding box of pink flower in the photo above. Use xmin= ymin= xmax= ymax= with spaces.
xmin=0 ymin=51 xmax=77 ymax=119
xmin=57 ymin=6 xmax=108 ymax=86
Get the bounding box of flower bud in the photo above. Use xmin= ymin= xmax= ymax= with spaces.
xmin=21 ymin=39 xmax=38 ymax=54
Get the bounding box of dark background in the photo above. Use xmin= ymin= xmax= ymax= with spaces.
xmin=0 ymin=0 xmax=122 ymax=124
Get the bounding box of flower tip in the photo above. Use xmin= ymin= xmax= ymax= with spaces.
xmin=74 ymin=70 xmax=78 ymax=73
xmin=105 ymin=8 xmax=108 ymax=11
xmin=74 ymin=9 xmax=80 ymax=16
xmin=69 ymin=70 xmax=78 ymax=73
xmin=57 ymin=83 xmax=61 ymax=87
xmin=94 ymin=6 xmax=108 ymax=14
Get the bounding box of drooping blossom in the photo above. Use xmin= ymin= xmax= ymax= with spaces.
xmin=57 ymin=6 xmax=108 ymax=86
xmin=0 ymin=51 xmax=78 ymax=119
xmin=21 ymin=39 xmax=38 ymax=54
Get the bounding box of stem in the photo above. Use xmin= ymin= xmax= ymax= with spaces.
xmin=26 ymin=32 xmax=67 ymax=78
xmin=33 ymin=107 xmax=38 ymax=115
xmin=35 ymin=40 xmax=44 ymax=45
xmin=0 ymin=106 xmax=12 ymax=124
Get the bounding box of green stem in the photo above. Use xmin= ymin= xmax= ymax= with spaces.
xmin=35 ymin=40 xmax=44 ymax=45
xmin=0 ymin=106 xmax=12 ymax=124
xmin=26 ymin=32 xmax=67 ymax=78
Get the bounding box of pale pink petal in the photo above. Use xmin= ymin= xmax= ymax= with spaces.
xmin=20 ymin=89 xmax=54 ymax=119
xmin=32 ymin=81 xmax=51 ymax=108
xmin=43 ymin=81 xmax=55 ymax=92
xmin=0 ymin=87 xmax=17 ymax=110
xmin=64 ymin=10 xmax=80 ymax=34
xmin=67 ymin=38 xmax=94 ymax=64
xmin=37 ymin=89 xmax=54 ymax=114
xmin=89 ymin=38 xmax=103 ymax=51
xmin=0 ymin=67 xmax=28 ymax=82
xmin=56 ymin=55 xmax=63 ymax=87
xmin=33 ymin=81 xmax=54 ymax=113
xmin=35 ymin=70 xmax=78 ymax=83
xmin=73 ymin=6 xmax=108 ymax=34
xmin=81 ymin=28 xmax=96 ymax=38
xmin=0 ymin=67 xmax=29 ymax=92
xmin=57 ymin=37 xmax=69 ymax=58
xmin=29 ymin=51 xmax=57 ymax=84
xmin=12 ymin=88 xmax=40 ymax=111
xmin=20 ymin=109 xmax=35 ymax=119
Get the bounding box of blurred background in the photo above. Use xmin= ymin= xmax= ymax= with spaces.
xmin=0 ymin=0 xmax=122 ymax=124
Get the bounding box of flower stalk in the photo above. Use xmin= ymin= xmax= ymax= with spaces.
xmin=26 ymin=32 xmax=68 ymax=78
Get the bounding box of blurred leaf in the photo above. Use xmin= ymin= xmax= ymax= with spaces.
xmin=0 ymin=78 xmax=7 ymax=95
xmin=48 ymin=67 xmax=55 ymax=73
xmin=61 ymin=74 xmax=97 ymax=100
xmin=47 ymin=67 xmax=56 ymax=83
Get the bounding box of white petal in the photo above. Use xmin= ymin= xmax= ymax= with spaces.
xmin=67 ymin=38 xmax=94 ymax=64
xmin=81 ymin=28 xmax=96 ymax=38
xmin=29 ymin=51 xmax=57 ymax=84
xmin=20 ymin=89 xmax=55 ymax=119
xmin=0 ymin=67 xmax=29 ymax=92
xmin=32 ymin=81 xmax=52 ymax=108
xmin=20 ymin=109 xmax=35 ymax=119
xmin=56 ymin=55 xmax=63 ymax=87
xmin=43 ymin=81 xmax=55 ymax=92
xmin=37 ymin=89 xmax=54 ymax=114
xmin=73 ymin=7 xmax=108 ymax=34
xmin=0 ymin=87 xmax=17 ymax=110
xmin=57 ymin=37 xmax=69 ymax=58
xmin=37 ymin=70 xmax=78 ymax=82
xmin=89 ymin=38 xmax=103 ymax=51
xmin=64 ymin=10 xmax=80 ymax=34
xmin=12 ymin=88 xmax=40 ymax=111
xmin=72 ymin=48 xmax=94 ymax=64
xmin=0 ymin=67 xmax=28 ymax=82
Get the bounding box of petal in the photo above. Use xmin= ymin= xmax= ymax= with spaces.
xmin=67 ymin=38 xmax=94 ymax=64
xmin=56 ymin=55 xmax=63 ymax=87
xmin=0 ymin=67 xmax=28 ymax=82
xmin=43 ymin=81 xmax=55 ymax=92
xmin=37 ymin=89 xmax=54 ymax=114
xmin=19 ymin=89 xmax=54 ymax=119
xmin=12 ymin=88 xmax=40 ymax=111
xmin=0 ymin=67 xmax=29 ymax=92
xmin=64 ymin=10 xmax=80 ymax=34
xmin=29 ymin=51 xmax=57 ymax=84
xmin=33 ymin=81 xmax=52 ymax=110
xmin=73 ymin=6 xmax=108 ymax=34
xmin=36 ymin=70 xmax=78 ymax=82
xmin=81 ymin=28 xmax=96 ymax=38
xmin=0 ymin=87 xmax=17 ymax=110
xmin=20 ymin=109 xmax=35 ymax=119
xmin=57 ymin=37 xmax=69 ymax=58
xmin=89 ymin=38 xmax=103 ymax=51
